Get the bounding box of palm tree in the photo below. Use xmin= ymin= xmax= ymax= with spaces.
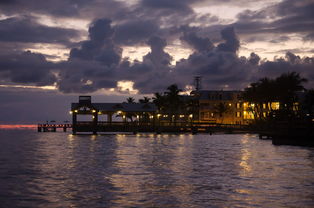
xmin=275 ymin=72 xmax=307 ymax=111
xmin=213 ymin=102 xmax=230 ymax=123
xmin=139 ymin=96 xmax=151 ymax=104
xmin=126 ymin=97 xmax=135 ymax=103
xmin=165 ymin=84 xmax=182 ymax=123
xmin=152 ymin=92 xmax=166 ymax=111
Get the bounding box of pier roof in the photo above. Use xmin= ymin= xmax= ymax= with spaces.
xmin=71 ymin=102 xmax=157 ymax=112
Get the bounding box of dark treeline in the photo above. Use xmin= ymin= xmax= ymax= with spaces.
xmin=125 ymin=71 xmax=314 ymax=123
xmin=126 ymin=84 xmax=198 ymax=123
xmin=242 ymin=72 xmax=314 ymax=121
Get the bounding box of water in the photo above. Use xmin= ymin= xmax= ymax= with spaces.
xmin=1 ymin=130 xmax=314 ymax=208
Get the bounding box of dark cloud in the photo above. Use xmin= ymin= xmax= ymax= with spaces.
xmin=0 ymin=16 xmax=80 ymax=45
xmin=0 ymin=0 xmax=126 ymax=18
xmin=0 ymin=51 xmax=56 ymax=86
xmin=180 ymin=32 xmax=214 ymax=52
xmin=143 ymin=36 xmax=172 ymax=66
xmin=69 ymin=19 xmax=121 ymax=67
xmin=258 ymin=52 xmax=314 ymax=87
xmin=141 ymin=0 xmax=197 ymax=13
xmin=217 ymin=27 xmax=240 ymax=53
xmin=0 ymin=0 xmax=314 ymax=96
xmin=248 ymin=52 xmax=260 ymax=65
xmin=114 ymin=20 xmax=159 ymax=45
xmin=234 ymin=0 xmax=314 ymax=39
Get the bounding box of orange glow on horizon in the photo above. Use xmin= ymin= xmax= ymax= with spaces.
xmin=0 ymin=125 xmax=37 ymax=129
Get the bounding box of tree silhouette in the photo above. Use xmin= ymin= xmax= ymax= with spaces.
xmin=243 ymin=72 xmax=307 ymax=121
xmin=126 ymin=97 xmax=135 ymax=103
xmin=139 ymin=96 xmax=151 ymax=104
xmin=165 ymin=84 xmax=182 ymax=123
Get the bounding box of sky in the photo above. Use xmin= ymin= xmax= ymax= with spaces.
xmin=0 ymin=0 xmax=314 ymax=124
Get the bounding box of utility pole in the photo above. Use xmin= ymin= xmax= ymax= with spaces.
xmin=194 ymin=76 xmax=202 ymax=91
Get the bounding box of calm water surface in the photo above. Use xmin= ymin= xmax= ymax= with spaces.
xmin=0 ymin=129 xmax=314 ymax=208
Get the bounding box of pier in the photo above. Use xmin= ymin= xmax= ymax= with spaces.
xmin=37 ymin=124 xmax=72 ymax=132
xmin=68 ymin=96 xmax=248 ymax=135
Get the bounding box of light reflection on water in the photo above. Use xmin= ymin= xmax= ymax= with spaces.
xmin=0 ymin=130 xmax=314 ymax=207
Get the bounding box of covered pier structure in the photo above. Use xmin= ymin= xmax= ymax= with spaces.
xmin=71 ymin=96 xmax=159 ymax=134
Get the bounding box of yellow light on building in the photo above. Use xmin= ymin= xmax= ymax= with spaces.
xmin=74 ymin=110 xmax=78 ymax=113
xmin=92 ymin=110 xmax=96 ymax=113
xmin=150 ymin=115 xmax=154 ymax=119
xmin=98 ymin=112 xmax=102 ymax=115
xmin=136 ymin=115 xmax=139 ymax=119
xmin=69 ymin=111 xmax=73 ymax=114
xmin=117 ymin=111 xmax=122 ymax=114
xmin=271 ymin=102 xmax=280 ymax=110
xmin=157 ymin=114 xmax=161 ymax=118
xmin=229 ymin=103 xmax=232 ymax=106
xmin=180 ymin=115 xmax=185 ymax=118
xmin=189 ymin=114 xmax=193 ymax=118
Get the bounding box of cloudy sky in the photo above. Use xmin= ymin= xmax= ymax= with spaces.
xmin=0 ymin=0 xmax=313 ymax=124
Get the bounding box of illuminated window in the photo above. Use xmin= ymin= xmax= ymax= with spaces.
xmin=293 ymin=103 xmax=299 ymax=111
xmin=243 ymin=111 xmax=254 ymax=119
xmin=236 ymin=103 xmax=241 ymax=109
xmin=243 ymin=102 xmax=248 ymax=110
xmin=263 ymin=103 xmax=266 ymax=109
xmin=236 ymin=112 xmax=241 ymax=117
xmin=263 ymin=112 xmax=267 ymax=117
xmin=271 ymin=102 xmax=280 ymax=110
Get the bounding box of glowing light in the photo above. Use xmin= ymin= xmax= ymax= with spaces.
xmin=189 ymin=114 xmax=193 ymax=118
xmin=74 ymin=110 xmax=78 ymax=113
xmin=229 ymin=103 xmax=232 ymax=106
xmin=69 ymin=111 xmax=73 ymax=114
xmin=180 ymin=115 xmax=185 ymax=118
xmin=0 ymin=125 xmax=37 ymax=129
xmin=92 ymin=110 xmax=96 ymax=113
xmin=117 ymin=111 xmax=123 ymax=115
xmin=117 ymin=80 xmax=139 ymax=94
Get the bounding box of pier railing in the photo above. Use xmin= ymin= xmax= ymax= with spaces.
xmin=38 ymin=121 xmax=248 ymax=133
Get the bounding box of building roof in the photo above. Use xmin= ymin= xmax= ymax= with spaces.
xmin=192 ymin=90 xmax=242 ymax=101
xmin=71 ymin=102 xmax=157 ymax=112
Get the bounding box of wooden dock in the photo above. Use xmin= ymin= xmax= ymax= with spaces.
xmin=38 ymin=122 xmax=248 ymax=134
xmin=37 ymin=124 xmax=72 ymax=132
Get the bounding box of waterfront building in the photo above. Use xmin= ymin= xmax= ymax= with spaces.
xmin=191 ymin=90 xmax=282 ymax=124
xmin=71 ymin=96 xmax=157 ymax=134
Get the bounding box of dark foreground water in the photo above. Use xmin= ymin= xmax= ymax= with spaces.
xmin=1 ymin=130 xmax=314 ymax=208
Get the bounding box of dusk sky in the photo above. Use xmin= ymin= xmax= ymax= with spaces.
xmin=0 ymin=0 xmax=313 ymax=124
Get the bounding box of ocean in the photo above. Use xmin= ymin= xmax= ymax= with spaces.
xmin=1 ymin=129 xmax=314 ymax=207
